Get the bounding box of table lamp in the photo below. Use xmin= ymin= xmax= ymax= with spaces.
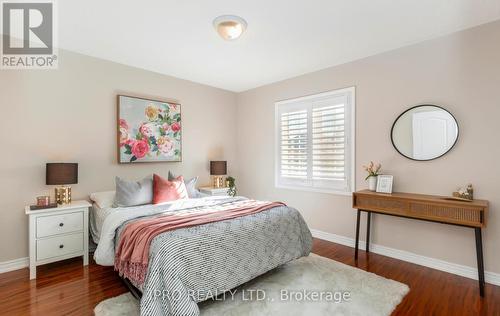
xmin=210 ymin=161 xmax=227 ymax=188
xmin=46 ymin=163 xmax=78 ymax=204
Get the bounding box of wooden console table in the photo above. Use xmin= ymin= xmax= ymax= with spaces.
xmin=352 ymin=190 xmax=488 ymax=296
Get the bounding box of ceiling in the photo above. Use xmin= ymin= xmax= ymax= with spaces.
xmin=58 ymin=0 xmax=500 ymax=92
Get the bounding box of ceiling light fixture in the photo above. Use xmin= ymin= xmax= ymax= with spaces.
xmin=213 ymin=15 xmax=247 ymax=41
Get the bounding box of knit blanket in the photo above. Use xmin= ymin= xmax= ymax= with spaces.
xmin=114 ymin=199 xmax=285 ymax=285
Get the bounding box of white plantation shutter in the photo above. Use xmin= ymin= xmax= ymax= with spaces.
xmin=275 ymin=88 xmax=355 ymax=193
xmin=280 ymin=108 xmax=308 ymax=180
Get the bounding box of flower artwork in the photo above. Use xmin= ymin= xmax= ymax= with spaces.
xmin=118 ymin=95 xmax=181 ymax=163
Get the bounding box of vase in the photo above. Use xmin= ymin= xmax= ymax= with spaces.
xmin=367 ymin=176 xmax=377 ymax=191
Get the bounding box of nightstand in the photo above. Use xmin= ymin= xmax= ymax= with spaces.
xmin=199 ymin=186 xmax=230 ymax=196
xmin=25 ymin=200 xmax=91 ymax=280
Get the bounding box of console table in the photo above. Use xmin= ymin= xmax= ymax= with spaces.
xmin=352 ymin=190 xmax=488 ymax=296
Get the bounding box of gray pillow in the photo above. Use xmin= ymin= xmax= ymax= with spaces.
xmin=114 ymin=176 xmax=153 ymax=207
xmin=168 ymin=171 xmax=200 ymax=198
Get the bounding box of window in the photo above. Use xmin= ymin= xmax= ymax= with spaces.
xmin=275 ymin=87 xmax=355 ymax=194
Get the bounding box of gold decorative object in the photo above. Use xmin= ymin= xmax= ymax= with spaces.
xmin=55 ymin=186 xmax=72 ymax=204
xmin=452 ymin=184 xmax=474 ymax=201
xmin=213 ymin=176 xmax=225 ymax=188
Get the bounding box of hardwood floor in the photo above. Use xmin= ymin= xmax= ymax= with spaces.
xmin=312 ymin=239 xmax=499 ymax=316
xmin=0 ymin=238 xmax=498 ymax=315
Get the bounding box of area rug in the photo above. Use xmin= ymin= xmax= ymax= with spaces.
xmin=94 ymin=254 xmax=409 ymax=316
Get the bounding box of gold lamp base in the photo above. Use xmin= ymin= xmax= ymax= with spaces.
xmin=213 ymin=176 xmax=225 ymax=188
xmin=55 ymin=186 xmax=72 ymax=205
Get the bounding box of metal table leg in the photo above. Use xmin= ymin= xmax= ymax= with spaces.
xmin=475 ymin=227 xmax=485 ymax=297
xmin=366 ymin=211 xmax=371 ymax=253
xmin=355 ymin=209 xmax=361 ymax=260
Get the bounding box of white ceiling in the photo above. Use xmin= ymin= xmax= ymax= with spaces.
xmin=58 ymin=0 xmax=500 ymax=92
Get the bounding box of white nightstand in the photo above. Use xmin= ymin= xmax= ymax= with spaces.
xmin=25 ymin=200 xmax=91 ymax=280
xmin=199 ymin=186 xmax=230 ymax=196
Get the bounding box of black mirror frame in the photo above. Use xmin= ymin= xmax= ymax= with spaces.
xmin=390 ymin=104 xmax=459 ymax=161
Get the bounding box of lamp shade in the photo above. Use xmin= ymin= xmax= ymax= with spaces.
xmin=210 ymin=161 xmax=227 ymax=175
xmin=46 ymin=163 xmax=78 ymax=185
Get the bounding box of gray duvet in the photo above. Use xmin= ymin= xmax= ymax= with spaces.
xmin=115 ymin=200 xmax=312 ymax=316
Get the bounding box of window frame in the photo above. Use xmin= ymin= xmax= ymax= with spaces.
xmin=274 ymin=87 xmax=356 ymax=195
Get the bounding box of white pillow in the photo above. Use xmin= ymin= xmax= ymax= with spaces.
xmin=89 ymin=191 xmax=116 ymax=208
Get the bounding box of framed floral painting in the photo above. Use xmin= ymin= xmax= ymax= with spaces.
xmin=118 ymin=95 xmax=182 ymax=163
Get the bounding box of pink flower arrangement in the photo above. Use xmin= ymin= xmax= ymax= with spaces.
xmin=363 ymin=161 xmax=381 ymax=180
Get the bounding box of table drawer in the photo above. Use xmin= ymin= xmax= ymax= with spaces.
xmin=353 ymin=194 xmax=484 ymax=227
xmin=36 ymin=211 xmax=83 ymax=238
xmin=36 ymin=233 xmax=83 ymax=261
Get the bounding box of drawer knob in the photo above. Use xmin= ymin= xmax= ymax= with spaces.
xmin=59 ymin=244 xmax=64 ymax=249
xmin=59 ymin=223 xmax=64 ymax=227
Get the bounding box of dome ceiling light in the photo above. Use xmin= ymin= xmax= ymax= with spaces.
xmin=213 ymin=15 xmax=247 ymax=41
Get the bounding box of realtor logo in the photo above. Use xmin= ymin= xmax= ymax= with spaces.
xmin=1 ymin=0 xmax=58 ymax=69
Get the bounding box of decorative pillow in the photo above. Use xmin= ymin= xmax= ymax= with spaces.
xmin=153 ymin=174 xmax=188 ymax=204
xmin=114 ymin=176 xmax=153 ymax=207
xmin=168 ymin=171 xmax=200 ymax=198
xmin=89 ymin=190 xmax=116 ymax=208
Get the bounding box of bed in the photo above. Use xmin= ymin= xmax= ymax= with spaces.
xmin=91 ymin=195 xmax=312 ymax=316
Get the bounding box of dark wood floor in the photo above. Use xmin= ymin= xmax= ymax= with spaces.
xmin=0 ymin=238 xmax=498 ymax=315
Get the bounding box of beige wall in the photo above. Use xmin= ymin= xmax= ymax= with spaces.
xmin=236 ymin=20 xmax=500 ymax=274
xmin=1 ymin=20 xmax=499 ymax=276
xmin=0 ymin=50 xmax=238 ymax=262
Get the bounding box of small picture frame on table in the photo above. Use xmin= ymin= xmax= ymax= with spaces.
xmin=376 ymin=175 xmax=393 ymax=193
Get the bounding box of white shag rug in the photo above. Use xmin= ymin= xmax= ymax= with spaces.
xmin=94 ymin=254 xmax=409 ymax=316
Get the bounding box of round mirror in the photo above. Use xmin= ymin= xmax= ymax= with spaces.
xmin=391 ymin=105 xmax=459 ymax=161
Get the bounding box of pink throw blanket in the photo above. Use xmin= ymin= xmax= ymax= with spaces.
xmin=114 ymin=200 xmax=285 ymax=284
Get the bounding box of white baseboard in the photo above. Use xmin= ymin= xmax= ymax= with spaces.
xmin=311 ymin=229 xmax=500 ymax=286
xmin=0 ymin=257 xmax=29 ymax=274
xmin=2 ymin=231 xmax=499 ymax=287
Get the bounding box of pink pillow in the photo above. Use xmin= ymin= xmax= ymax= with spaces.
xmin=153 ymin=174 xmax=188 ymax=204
